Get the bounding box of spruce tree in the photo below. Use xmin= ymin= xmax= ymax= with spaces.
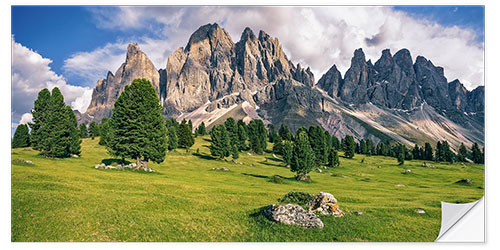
xmin=267 ymin=124 xmax=278 ymax=143
xmin=471 ymin=142 xmax=482 ymax=164
xmin=65 ymin=106 xmax=81 ymax=156
xmin=29 ymin=88 xmax=51 ymax=150
xmin=424 ymin=142 xmax=434 ymax=160
xmin=89 ymin=121 xmax=99 ymax=140
xmin=198 ymin=122 xmax=207 ymax=135
xmin=99 ymin=117 xmax=111 ymax=146
xmin=343 ymin=135 xmax=356 ymax=158
xmin=12 ymin=124 xmax=30 ymax=148
xmin=366 ymin=139 xmax=375 ymax=155
xmin=188 ymin=120 xmax=193 ymax=133
xmin=231 ymin=144 xmax=239 ymax=160
xmin=295 ymin=126 xmax=308 ymax=140
xmin=397 ymin=150 xmax=405 ymax=165
xmin=328 ymin=148 xmax=340 ymax=167
xmin=359 ymin=139 xmax=367 ymax=154
xmin=282 ymin=140 xmax=293 ymax=166
xmin=248 ymin=119 xmax=267 ymax=154
xmin=79 ymin=123 xmax=88 ymax=138
xmin=178 ymin=122 xmax=194 ymax=149
xmin=291 ymin=131 xmax=315 ymax=178
xmin=237 ymin=119 xmax=248 ymax=137
xmin=108 ymin=78 xmax=167 ymax=169
xmin=457 ymin=143 xmax=468 ymax=162
xmin=324 ymin=130 xmax=332 ymax=156
xmin=331 ymin=134 xmax=340 ymax=150
xmin=272 ymin=134 xmax=284 ymax=155
xmin=167 ymin=126 xmax=178 ymax=150
xmin=224 ymin=117 xmax=238 ymax=147
xmin=209 ymin=125 xmax=230 ymax=159
xmin=278 ymin=124 xmax=292 ymax=141
xmin=308 ymin=125 xmax=327 ymax=166
xmin=237 ymin=124 xmax=247 ymax=151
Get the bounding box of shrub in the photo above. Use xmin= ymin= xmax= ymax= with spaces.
xmin=277 ymin=191 xmax=314 ymax=207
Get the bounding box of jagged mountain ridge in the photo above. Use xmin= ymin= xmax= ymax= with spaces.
xmin=79 ymin=23 xmax=484 ymax=148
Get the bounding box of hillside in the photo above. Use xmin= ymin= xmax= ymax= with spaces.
xmin=12 ymin=137 xmax=484 ymax=242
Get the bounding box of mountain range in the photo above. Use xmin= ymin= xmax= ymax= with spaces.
xmin=78 ymin=23 xmax=484 ymax=148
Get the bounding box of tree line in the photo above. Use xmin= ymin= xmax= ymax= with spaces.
xmin=13 ymin=78 xmax=485 ymax=174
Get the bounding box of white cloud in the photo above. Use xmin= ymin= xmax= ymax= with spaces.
xmin=84 ymin=6 xmax=483 ymax=90
xmin=11 ymin=37 xmax=93 ymax=127
xmin=19 ymin=113 xmax=32 ymax=125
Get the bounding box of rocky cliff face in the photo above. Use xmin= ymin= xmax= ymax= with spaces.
xmin=80 ymin=23 xmax=484 ymax=148
xmin=80 ymin=43 xmax=160 ymax=123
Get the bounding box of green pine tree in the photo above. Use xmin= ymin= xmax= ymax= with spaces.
xmin=424 ymin=142 xmax=434 ymax=160
xmin=248 ymin=119 xmax=267 ymax=154
xmin=29 ymin=88 xmax=51 ymax=150
xmin=224 ymin=117 xmax=238 ymax=147
xmin=65 ymin=106 xmax=81 ymax=156
xmin=282 ymin=140 xmax=293 ymax=166
xmin=308 ymin=125 xmax=327 ymax=166
xmin=359 ymin=139 xmax=367 ymax=154
xmin=272 ymin=134 xmax=284 ymax=155
xmin=188 ymin=120 xmax=193 ymax=133
xmin=231 ymin=144 xmax=239 ymax=160
xmin=167 ymin=126 xmax=178 ymax=150
xmin=79 ymin=123 xmax=88 ymax=138
xmin=198 ymin=122 xmax=207 ymax=136
xmin=327 ymin=148 xmax=340 ymax=167
xmin=108 ymin=78 xmax=167 ymax=169
xmin=178 ymin=122 xmax=194 ymax=149
xmin=12 ymin=124 xmax=30 ymax=148
xmin=89 ymin=121 xmax=99 ymax=140
xmin=237 ymin=124 xmax=247 ymax=151
xmin=343 ymin=135 xmax=356 ymax=159
xmin=457 ymin=143 xmax=468 ymax=162
xmin=471 ymin=142 xmax=482 ymax=164
xmin=291 ymin=131 xmax=315 ymax=179
xmin=278 ymin=124 xmax=293 ymax=141
xmin=98 ymin=117 xmax=111 ymax=146
xmin=331 ymin=134 xmax=340 ymax=150
xmin=209 ymin=125 xmax=230 ymax=159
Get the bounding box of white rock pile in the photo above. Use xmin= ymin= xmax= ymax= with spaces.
xmin=94 ymin=163 xmax=155 ymax=172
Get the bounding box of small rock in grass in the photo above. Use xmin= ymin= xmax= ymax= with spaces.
xmin=415 ymin=209 xmax=426 ymax=214
xmin=353 ymin=211 xmax=364 ymax=216
xmin=239 ymin=162 xmax=243 ymax=165
xmin=455 ymin=179 xmax=473 ymax=184
xmin=404 ymin=169 xmax=412 ymax=174
xmin=247 ymin=152 xmax=252 ymax=155
xmin=315 ymin=169 xmax=323 ymax=173
xmin=377 ymin=166 xmax=381 ymax=168
xmin=478 ymin=185 xmax=484 ymax=189
xmin=250 ymin=164 xmax=254 ymax=167
xmin=395 ymin=184 xmax=405 ymax=187
xmin=421 ymin=163 xmax=436 ymax=168
xmin=23 ymin=148 xmax=32 ymax=151
xmin=70 ymin=154 xmax=79 ymax=158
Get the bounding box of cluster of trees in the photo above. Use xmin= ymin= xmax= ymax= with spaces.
xmin=209 ymin=118 xmax=263 ymax=160
xmin=79 ymin=121 xmax=100 ymax=139
xmin=15 ymin=87 xmax=81 ymax=157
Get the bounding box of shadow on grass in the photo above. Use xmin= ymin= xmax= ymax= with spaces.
xmin=242 ymin=173 xmax=268 ymax=179
xmin=203 ymin=138 xmax=212 ymax=143
xmin=258 ymin=161 xmax=284 ymax=168
xmin=192 ymin=152 xmax=216 ymax=160
xmin=266 ymin=157 xmax=283 ymax=163
xmin=101 ymin=158 xmax=132 ymax=165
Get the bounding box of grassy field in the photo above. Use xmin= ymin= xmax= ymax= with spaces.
xmin=11 ymin=136 xmax=484 ymax=242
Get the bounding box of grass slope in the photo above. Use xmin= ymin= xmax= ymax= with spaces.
xmin=11 ymin=136 xmax=484 ymax=242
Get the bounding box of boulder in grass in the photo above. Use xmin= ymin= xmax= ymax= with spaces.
xmin=415 ymin=209 xmax=426 ymax=214
xmin=455 ymin=179 xmax=473 ymax=184
xmin=307 ymin=192 xmax=345 ymax=217
xmin=395 ymin=184 xmax=405 ymax=188
xmin=263 ymin=204 xmax=324 ymax=229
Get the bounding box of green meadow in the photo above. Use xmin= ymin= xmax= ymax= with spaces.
xmin=11 ymin=136 xmax=484 ymax=242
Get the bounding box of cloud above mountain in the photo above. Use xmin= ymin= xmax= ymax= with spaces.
xmin=76 ymin=6 xmax=483 ymax=90
xmin=11 ymin=37 xmax=93 ymax=127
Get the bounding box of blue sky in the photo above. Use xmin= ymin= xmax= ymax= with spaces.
xmin=11 ymin=6 xmax=485 ymax=133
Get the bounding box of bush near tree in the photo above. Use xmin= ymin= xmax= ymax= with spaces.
xmin=108 ymin=78 xmax=167 ymax=169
